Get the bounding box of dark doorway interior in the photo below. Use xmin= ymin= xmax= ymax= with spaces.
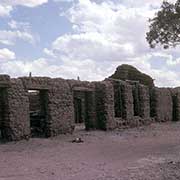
xmin=74 ymin=97 xmax=83 ymax=124
xmin=172 ymin=94 xmax=178 ymax=121
xmin=0 ymin=88 xmax=8 ymax=141
xmin=28 ymin=90 xmax=48 ymax=137
xmin=73 ymin=90 xmax=93 ymax=130
xmin=113 ymin=83 xmax=123 ymax=118
xmin=132 ymin=85 xmax=140 ymax=116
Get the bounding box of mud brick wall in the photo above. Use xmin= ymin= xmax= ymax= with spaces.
xmin=150 ymin=88 xmax=173 ymax=122
xmin=47 ymin=78 xmax=74 ymax=136
xmin=95 ymin=81 xmax=116 ymax=130
xmin=7 ymin=79 xmax=30 ymax=141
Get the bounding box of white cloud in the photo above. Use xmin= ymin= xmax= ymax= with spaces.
xmin=5 ymin=20 xmax=39 ymax=46
xmin=43 ymin=48 xmax=57 ymax=58
xmin=43 ymin=0 xmax=180 ymax=87
xmin=0 ymin=58 xmax=53 ymax=77
xmin=0 ymin=0 xmax=48 ymax=16
xmin=0 ymin=4 xmax=12 ymax=17
xmin=1 ymin=0 xmax=179 ymax=87
xmin=0 ymin=58 xmax=105 ymax=80
xmin=0 ymin=30 xmax=35 ymax=45
xmin=0 ymin=48 xmax=15 ymax=60
xmin=118 ymin=0 xmax=177 ymax=7
xmin=1 ymin=0 xmax=48 ymax=7
xmin=53 ymin=0 xmax=73 ymax=2
xmin=51 ymin=32 xmax=135 ymax=61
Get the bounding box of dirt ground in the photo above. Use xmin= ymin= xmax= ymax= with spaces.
xmin=1 ymin=122 xmax=180 ymax=180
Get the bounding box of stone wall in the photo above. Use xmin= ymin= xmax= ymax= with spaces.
xmin=121 ymin=82 xmax=134 ymax=120
xmin=130 ymin=84 xmax=151 ymax=127
xmin=0 ymin=74 xmax=179 ymax=142
xmin=0 ymin=75 xmax=11 ymax=88
xmin=150 ymin=88 xmax=173 ymax=122
xmin=67 ymin=80 xmax=97 ymax=130
xmin=109 ymin=79 xmax=151 ymax=128
xmin=109 ymin=79 xmax=134 ymax=122
xmin=95 ymin=81 xmax=116 ymax=130
xmin=7 ymin=79 xmax=30 ymax=140
xmin=20 ymin=77 xmax=75 ymax=137
xmin=138 ymin=84 xmax=150 ymax=119
xmin=47 ymin=78 xmax=74 ymax=136
xmin=20 ymin=77 xmax=50 ymax=90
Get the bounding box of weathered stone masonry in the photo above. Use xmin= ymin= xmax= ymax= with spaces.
xmin=0 ymin=74 xmax=180 ymax=141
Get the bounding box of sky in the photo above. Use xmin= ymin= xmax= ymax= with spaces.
xmin=0 ymin=0 xmax=179 ymax=87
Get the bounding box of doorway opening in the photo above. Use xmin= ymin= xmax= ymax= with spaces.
xmin=113 ymin=83 xmax=123 ymax=118
xmin=73 ymin=90 xmax=93 ymax=131
xmin=172 ymin=94 xmax=178 ymax=121
xmin=132 ymin=85 xmax=140 ymax=116
xmin=28 ymin=89 xmax=49 ymax=137
xmin=74 ymin=97 xmax=83 ymax=124
xmin=0 ymin=88 xmax=9 ymax=141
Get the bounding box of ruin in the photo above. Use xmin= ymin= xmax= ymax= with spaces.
xmin=110 ymin=64 xmax=155 ymax=88
xmin=0 ymin=65 xmax=180 ymax=142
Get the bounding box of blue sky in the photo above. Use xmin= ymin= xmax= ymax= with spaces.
xmin=0 ymin=0 xmax=179 ymax=87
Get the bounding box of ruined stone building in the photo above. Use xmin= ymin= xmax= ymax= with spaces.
xmin=0 ymin=65 xmax=180 ymax=142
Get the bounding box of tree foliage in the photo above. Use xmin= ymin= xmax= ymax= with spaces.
xmin=146 ymin=0 xmax=180 ymax=48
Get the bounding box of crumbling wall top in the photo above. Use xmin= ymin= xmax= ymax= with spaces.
xmin=19 ymin=77 xmax=51 ymax=90
xmin=67 ymin=79 xmax=95 ymax=92
xmin=0 ymin=75 xmax=11 ymax=88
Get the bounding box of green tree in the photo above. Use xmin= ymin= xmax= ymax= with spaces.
xmin=146 ymin=0 xmax=180 ymax=48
